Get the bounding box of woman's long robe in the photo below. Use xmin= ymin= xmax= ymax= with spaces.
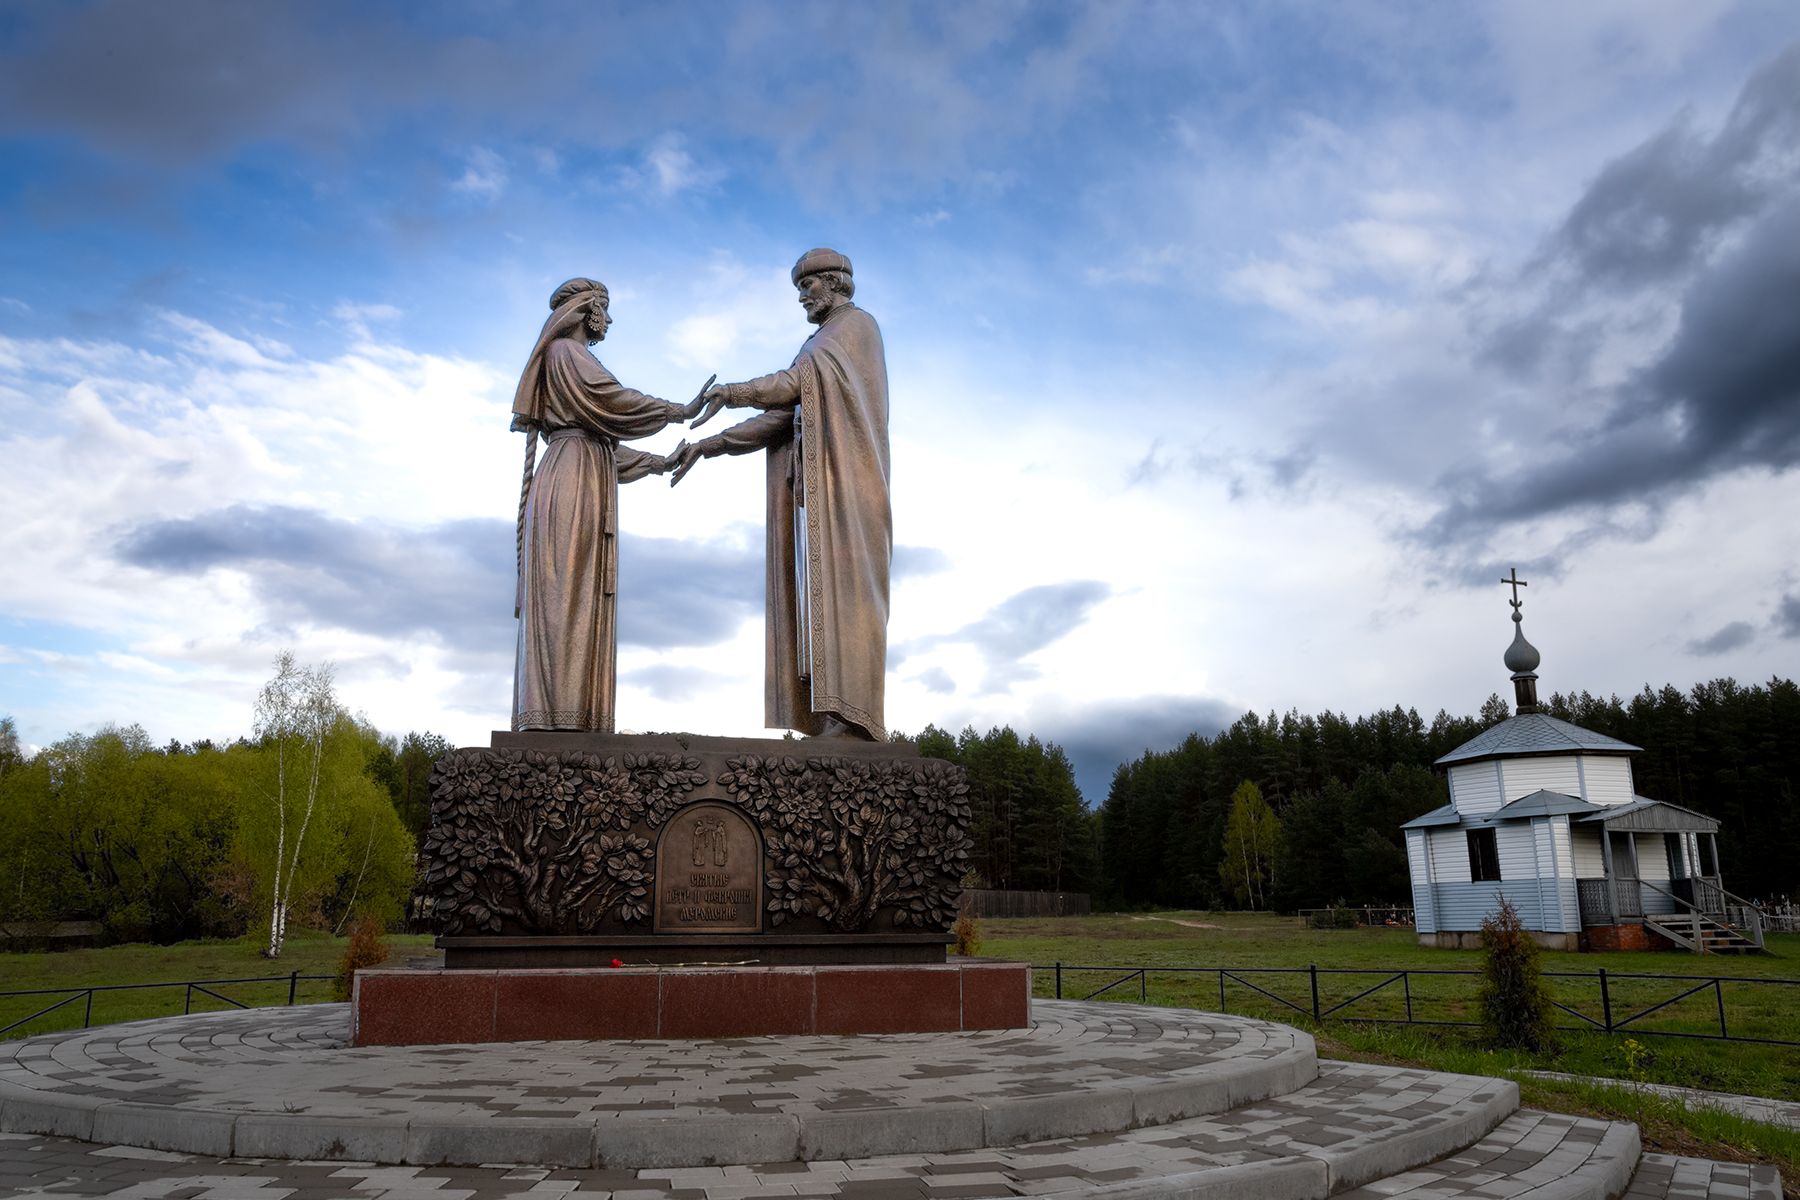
xmin=512 ymin=337 xmax=680 ymax=731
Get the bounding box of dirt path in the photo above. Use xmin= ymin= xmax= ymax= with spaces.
xmin=1130 ymin=915 xmax=1223 ymax=930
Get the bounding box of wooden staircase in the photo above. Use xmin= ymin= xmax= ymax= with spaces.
xmin=1644 ymin=911 xmax=1762 ymax=954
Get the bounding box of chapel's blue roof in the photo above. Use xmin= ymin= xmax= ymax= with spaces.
xmin=1574 ymin=796 xmax=1720 ymax=832
xmin=1491 ymin=790 xmax=1603 ymax=820
xmin=1399 ymin=803 xmax=1461 ymax=830
xmin=1435 ymin=711 xmax=1640 ymax=767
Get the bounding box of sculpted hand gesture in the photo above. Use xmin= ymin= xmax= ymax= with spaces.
xmin=678 ymin=374 xmax=718 ymax=422
xmin=668 ymin=438 xmax=711 ymax=486
xmin=690 ymin=382 xmax=736 ymax=429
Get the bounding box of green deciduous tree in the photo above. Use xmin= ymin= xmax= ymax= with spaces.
xmin=1219 ymin=780 xmax=1280 ymax=909
xmin=250 ymin=653 xmax=338 ymax=958
xmin=0 ymin=725 xmax=243 ymax=940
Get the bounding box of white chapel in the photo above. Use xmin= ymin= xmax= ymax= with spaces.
xmin=1403 ymin=574 xmax=1764 ymax=954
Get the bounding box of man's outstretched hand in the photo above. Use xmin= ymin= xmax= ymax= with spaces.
xmin=690 ymin=382 xmax=735 ymax=430
xmin=678 ymin=374 xmax=718 ymax=422
xmin=668 ymin=439 xmax=708 ymax=486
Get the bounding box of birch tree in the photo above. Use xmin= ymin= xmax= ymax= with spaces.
xmin=1219 ymin=780 xmax=1280 ymax=910
xmin=254 ymin=652 xmax=337 ymax=959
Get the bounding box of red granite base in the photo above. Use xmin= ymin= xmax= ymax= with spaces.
xmin=1580 ymin=923 xmax=1675 ymax=952
xmin=351 ymin=960 xmax=1031 ymax=1046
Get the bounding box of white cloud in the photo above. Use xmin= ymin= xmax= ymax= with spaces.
xmin=451 ymin=146 xmax=508 ymax=198
xmin=0 ymin=315 xmax=517 ymax=740
xmin=632 ymin=133 xmax=724 ymax=197
xmin=661 ymin=259 xmax=798 ymax=370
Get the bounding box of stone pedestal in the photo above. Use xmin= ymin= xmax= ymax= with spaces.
xmin=419 ymin=732 xmax=971 ymax=967
xmin=376 ymin=731 xmax=1021 ymax=1042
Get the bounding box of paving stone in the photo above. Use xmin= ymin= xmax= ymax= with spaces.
xmin=0 ymin=1001 xmax=1775 ymax=1200
xmin=0 ymin=1003 xmax=1313 ymax=1167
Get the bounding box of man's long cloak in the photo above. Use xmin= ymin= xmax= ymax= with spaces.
xmin=716 ymin=303 xmax=891 ymax=740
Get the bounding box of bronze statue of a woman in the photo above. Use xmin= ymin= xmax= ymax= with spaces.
xmin=509 ymin=278 xmax=701 ymax=732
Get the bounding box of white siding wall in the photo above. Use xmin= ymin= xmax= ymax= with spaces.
xmin=1407 ymin=830 xmax=1436 ymax=933
xmin=1499 ymin=756 xmax=1582 ymax=803
xmin=1496 ymin=824 xmax=1537 ymax=879
xmin=1416 ymin=818 xmax=1577 ymax=933
xmin=1571 ymin=826 xmax=1604 ymax=876
xmin=1533 ymin=818 xmax=1579 ymax=932
xmin=1633 ymin=832 xmax=1681 ymax=915
xmin=1580 ymin=756 xmax=1635 ymax=806
xmin=1430 ymin=883 xmax=1547 ymax=931
xmin=1449 ymin=762 xmax=1503 ymax=817
xmin=1427 ymin=828 xmax=1471 ymax=883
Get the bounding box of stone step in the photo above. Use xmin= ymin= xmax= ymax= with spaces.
xmin=1625 ymin=1154 xmax=1783 ymax=1200
xmin=0 ymin=1060 xmax=1518 ymax=1198
xmin=1334 ymin=1109 xmax=1639 ymax=1200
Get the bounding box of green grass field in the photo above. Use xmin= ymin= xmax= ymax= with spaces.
xmin=2 ymin=913 xmax=1796 ymax=1187
xmin=989 ymin=910 xmax=1800 ymax=1027
xmin=0 ymin=929 xmax=436 ymax=1038
xmin=979 ymin=911 xmax=1800 ymax=1100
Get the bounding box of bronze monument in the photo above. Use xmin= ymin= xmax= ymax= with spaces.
xmin=420 ymin=254 xmax=960 ymax=970
xmin=674 ymin=248 xmax=892 ymax=742
xmin=509 ymin=278 xmax=705 ymax=733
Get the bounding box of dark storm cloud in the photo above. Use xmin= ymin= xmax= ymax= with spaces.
xmin=1776 ymin=595 xmax=1800 ymax=639
xmin=0 ymin=2 xmax=1123 ymax=204
xmin=616 ymin=533 xmax=761 ymax=648
xmin=622 ymin=664 xmax=733 ymax=704
xmin=1423 ymin=194 xmax=1800 ymax=548
xmin=1128 ymin=439 xmax=1315 ymax=499
xmin=914 ymin=667 xmax=956 ymax=695
xmin=114 ymin=504 xmax=510 ymax=645
xmin=1552 ymin=45 xmax=1800 ymax=289
xmin=1038 ymin=695 xmax=1239 ymax=804
xmin=114 ymin=504 xmax=757 ymax=651
xmin=899 ymin=581 xmax=1112 ymax=692
xmin=0 ymin=3 xmax=582 ymax=161
xmin=1687 ymin=621 xmax=1755 ymax=657
xmin=1416 ymin=45 xmax=1800 ymax=552
xmin=956 ymin=582 xmax=1112 ymax=660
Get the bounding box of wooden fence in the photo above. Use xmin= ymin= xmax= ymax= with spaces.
xmin=961 ymin=889 xmax=1091 ymax=918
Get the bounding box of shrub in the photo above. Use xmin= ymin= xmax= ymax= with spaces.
xmin=1477 ymin=897 xmax=1554 ymax=1051
xmin=951 ymin=912 xmax=982 ymax=957
xmin=333 ymin=913 xmax=390 ymax=1001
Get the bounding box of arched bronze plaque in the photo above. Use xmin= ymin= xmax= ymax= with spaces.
xmin=653 ymin=802 xmax=764 ymax=934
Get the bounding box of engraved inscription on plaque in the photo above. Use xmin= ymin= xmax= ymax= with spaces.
xmin=653 ymin=802 xmax=764 ymax=934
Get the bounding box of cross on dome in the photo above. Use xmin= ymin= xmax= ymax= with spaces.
xmin=1501 ymin=567 xmax=1528 ymax=616
xmin=1499 ymin=566 xmax=1542 ymax=708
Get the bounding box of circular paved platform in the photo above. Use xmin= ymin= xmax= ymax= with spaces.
xmin=0 ymin=1001 xmax=1315 ymax=1169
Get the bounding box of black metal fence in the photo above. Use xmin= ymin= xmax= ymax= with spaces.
xmin=0 ymin=973 xmax=334 ymax=1039
xmin=1038 ymin=962 xmax=1800 ymax=1048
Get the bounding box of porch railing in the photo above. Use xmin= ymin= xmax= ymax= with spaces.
xmin=1576 ymin=876 xmax=1765 ymax=950
xmin=1577 ymin=877 xmax=1645 ymax=925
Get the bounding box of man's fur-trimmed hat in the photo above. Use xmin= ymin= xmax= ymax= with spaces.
xmin=791 ymin=247 xmax=852 ymax=285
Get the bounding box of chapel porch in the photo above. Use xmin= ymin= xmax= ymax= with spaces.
xmin=1570 ymin=799 xmax=1764 ymax=953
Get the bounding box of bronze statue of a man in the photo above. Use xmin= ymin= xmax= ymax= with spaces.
xmin=674 ymin=248 xmax=892 ymax=741
xmin=510 ymin=278 xmax=701 ymax=732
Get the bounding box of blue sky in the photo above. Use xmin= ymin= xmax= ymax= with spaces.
xmin=3 ymin=2 xmax=1799 ymax=800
